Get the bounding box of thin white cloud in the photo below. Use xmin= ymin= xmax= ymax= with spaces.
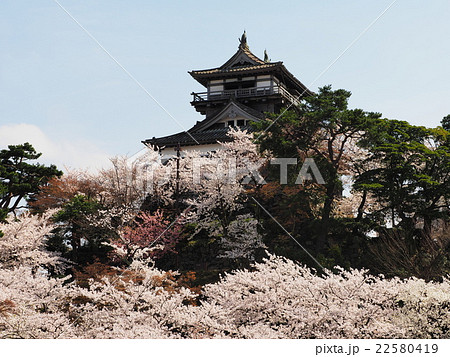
xmin=0 ymin=123 xmax=111 ymax=172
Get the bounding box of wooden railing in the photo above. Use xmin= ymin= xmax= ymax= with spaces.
xmin=191 ymin=86 xmax=300 ymax=106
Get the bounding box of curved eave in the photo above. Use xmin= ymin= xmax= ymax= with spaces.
xmin=189 ymin=63 xmax=282 ymax=87
xmin=142 ymin=138 xmax=232 ymax=149
xmin=278 ymin=66 xmax=314 ymax=97
xmin=143 ymin=130 xmax=234 ymax=149
xmin=189 ymin=63 xmax=313 ymax=96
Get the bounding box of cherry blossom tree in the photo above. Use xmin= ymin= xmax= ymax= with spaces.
xmin=111 ymin=210 xmax=184 ymax=264
xmin=0 ymin=210 xmax=68 ymax=272
xmin=198 ymin=254 xmax=450 ymax=338
xmin=2 ymin=136 xmax=450 ymax=339
xmin=0 ymin=211 xmax=73 ymax=338
xmin=185 ymin=128 xmax=266 ymax=263
xmin=1 ymin=212 xmax=450 ymax=339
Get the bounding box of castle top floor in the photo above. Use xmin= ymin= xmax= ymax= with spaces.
xmin=189 ymin=31 xmax=313 ymax=116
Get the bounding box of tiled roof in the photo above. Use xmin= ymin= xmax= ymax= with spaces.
xmin=189 ymin=44 xmax=279 ymax=85
xmin=143 ymin=126 xmax=255 ymax=148
xmin=190 ymin=59 xmax=311 ymax=96
xmin=241 ymin=48 xmax=266 ymax=65
xmin=143 ymin=100 xmax=264 ymax=148
xmin=190 ymin=62 xmax=280 ymax=75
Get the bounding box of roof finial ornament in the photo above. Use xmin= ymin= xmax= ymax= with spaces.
xmin=264 ymin=49 xmax=270 ymax=63
xmin=239 ymin=30 xmax=249 ymax=50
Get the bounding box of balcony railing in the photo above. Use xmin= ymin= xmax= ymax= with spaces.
xmin=191 ymin=85 xmax=300 ymax=106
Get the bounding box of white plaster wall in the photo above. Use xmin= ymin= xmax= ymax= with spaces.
xmin=257 ymin=80 xmax=271 ymax=88
xmin=209 ymin=85 xmax=224 ymax=92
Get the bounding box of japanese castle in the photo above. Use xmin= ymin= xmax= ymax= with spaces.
xmin=142 ymin=32 xmax=312 ymax=157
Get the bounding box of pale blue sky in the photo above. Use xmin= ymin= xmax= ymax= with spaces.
xmin=1 ymin=1 xmax=449 ymax=170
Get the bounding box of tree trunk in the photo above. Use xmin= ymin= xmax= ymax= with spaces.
xmin=356 ymin=191 xmax=367 ymax=221
xmin=316 ymin=182 xmax=335 ymax=251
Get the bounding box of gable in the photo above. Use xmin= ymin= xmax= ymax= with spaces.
xmin=224 ymin=51 xmax=259 ymax=68
xmin=194 ymin=101 xmax=263 ymax=132
xmin=220 ymin=48 xmax=265 ymax=70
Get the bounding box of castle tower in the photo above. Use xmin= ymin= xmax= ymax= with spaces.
xmin=143 ymin=32 xmax=312 ymax=157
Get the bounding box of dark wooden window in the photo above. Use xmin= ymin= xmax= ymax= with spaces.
xmin=224 ymin=80 xmax=255 ymax=90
